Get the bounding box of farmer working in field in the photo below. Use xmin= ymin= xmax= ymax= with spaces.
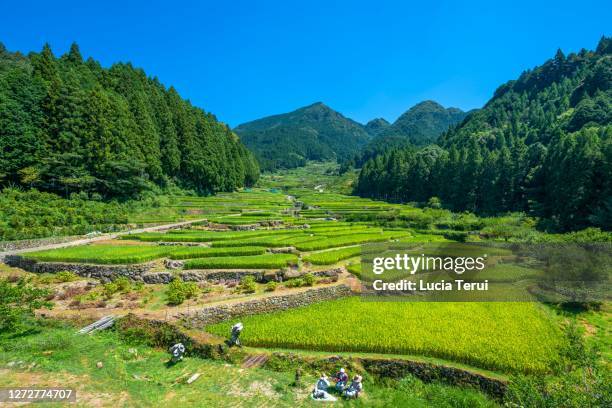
xmin=169 ymin=343 xmax=185 ymax=364
xmin=227 ymin=322 xmax=244 ymax=347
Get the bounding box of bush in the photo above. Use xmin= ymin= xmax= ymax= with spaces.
xmin=265 ymin=281 xmax=278 ymax=292
xmin=237 ymin=276 xmax=257 ymax=293
xmin=114 ymin=276 xmax=132 ymax=293
xmin=56 ymin=271 xmax=79 ymax=282
xmin=166 ymin=279 xmax=200 ymax=305
xmin=285 ymin=278 xmax=304 ymax=288
xmin=102 ymin=282 xmax=119 ymax=299
xmin=303 ymin=273 xmax=315 ymax=286
xmin=426 ymin=197 xmax=442 ymax=209
xmin=0 ymin=277 xmax=52 ymax=333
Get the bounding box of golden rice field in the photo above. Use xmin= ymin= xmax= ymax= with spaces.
xmin=207 ymin=297 xmax=564 ymax=374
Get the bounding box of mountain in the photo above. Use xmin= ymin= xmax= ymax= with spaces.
xmin=234 ymin=102 xmax=371 ymax=171
xmin=364 ymin=118 xmax=390 ymax=136
xmin=378 ymin=100 xmax=469 ymax=145
xmin=355 ymin=37 xmax=612 ymax=232
xmin=354 ymin=101 xmax=469 ymax=165
xmin=0 ymin=42 xmax=259 ymax=199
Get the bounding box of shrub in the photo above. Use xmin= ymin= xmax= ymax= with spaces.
xmin=285 ymin=278 xmax=304 ymax=288
xmin=303 ymin=273 xmax=315 ymax=286
xmin=182 ymin=282 xmax=200 ymax=298
xmin=265 ymin=281 xmax=278 ymax=292
xmin=114 ymin=276 xmax=132 ymax=293
xmin=426 ymin=196 xmax=442 ymax=209
xmin=166 ymin=279 xmax=200 ymax=305
xmin=56 ymin=271 xmax=79 ymax=282
xmin=37 ymin=274 xmax=56 ymax=284
xmin=237 ymin=276 xmax=257 ymax=293
xmin=102 ymin=282 xmax=119 ymax=299
xmin=0 ymin=277 xmax=52 ymax=333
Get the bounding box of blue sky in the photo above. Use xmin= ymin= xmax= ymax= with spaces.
xmin=1 ymin=0 xmax=610 ymax=126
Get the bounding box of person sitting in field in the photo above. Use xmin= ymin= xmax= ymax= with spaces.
xmin=343 ymin=375 xmax=363 ymax=399
xmin=316 ymin=374 xmax=330 ymax=391
xmin=311 ymin=385 xmax=337 ymax=402
xmin=334 ymin=368 xmax=349 ymax=391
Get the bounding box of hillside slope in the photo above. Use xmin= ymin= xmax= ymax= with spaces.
xmin=234 ymin=102 xmax=371 ymax=171
xmin=356 ymin=37 xmax=612 ymax=231
xmin=0 ymin=42 xmax=259 ymax=198
xmin=364 ymin=117 xmax=391 ymax=136
xmin=381 ymin=100 xmax=468 ymax=145
xmin=354 ymin=101 xmax=468 ymax=165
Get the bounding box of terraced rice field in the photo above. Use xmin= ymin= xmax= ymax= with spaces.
xmin=303 ymin=246 xmax=362 ymax=265
xmin=294 ymin=231 xmax=411 ymax=251
xmin=14 ymin=169 xmax=572 ymax=383
xmin=24 ymin=244 xmax=267 ymax=264
xmin=207 ymin=297 xmax=564 ymax=373
xmin=184 ymin=253 xmax=298 ymax=269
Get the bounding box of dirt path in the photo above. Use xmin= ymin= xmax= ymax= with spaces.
xmin=0 ymin=218 xmax=207 ymax=260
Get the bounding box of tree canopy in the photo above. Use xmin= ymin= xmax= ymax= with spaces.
xmin=355 ymin=37 xmax=612 ymax=232
xmin=0 ymin=42 xmax=259 ymax=199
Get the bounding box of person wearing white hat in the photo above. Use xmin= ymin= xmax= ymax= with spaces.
xmin=334 ymin=368 xmax=349 ymax=391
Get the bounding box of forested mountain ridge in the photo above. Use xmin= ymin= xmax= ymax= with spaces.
xmin=379 ymin=100 xmax=468 ymax=145
xmin=364 ymin=117 xmax=390 ymax=137
xmin=0 ymin=42 xmax=259 ymax=199
xmin=355 ymin=37 xmax=612 ymax=232
xmin=351 ymin=101 xmax=469 ymax=166
xmin=234 ymin=102 xmax=371 ymax=171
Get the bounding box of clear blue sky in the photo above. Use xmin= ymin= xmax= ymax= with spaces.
xmin=1 ymin=0 xmax=610 ymax=126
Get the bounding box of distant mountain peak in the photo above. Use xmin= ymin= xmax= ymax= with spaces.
xmin=305 ymin=101 xmax=326 ymax=108
xmin=234 ymin=102 xmax=371 ymax=171
xmin=380 ymin=101 xmax=468 ymax=145
xmin=366 ymin=117 xmax=390 ymax=126
xmin=364 ymin=118 xmax=391 ymax=137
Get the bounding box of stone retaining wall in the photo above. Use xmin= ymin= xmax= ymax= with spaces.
xmin=4 ymin=255 xmax=154 ymax=283
xmin=0 ymin=236 xmax=81 ymax=252
xmin=263 ymin=353 xmax=507 ymax=400
xmin=360 ymin=358 xmax=507 ymax=400
xmin=180 ymin=270 xmax=267 ymax=283
xmin=142 ymin=271 xmax=175 ymax=284
xmin=180 ymin=284 xmax=353 ymax=327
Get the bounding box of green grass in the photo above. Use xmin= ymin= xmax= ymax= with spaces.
xmin=24 ymin=244 xmax=267 ymax=264
xmin=208 ymin=297 xmax=563 ymax=374
xmin=184 ymin=254 xmax=299 ymax=269
xmin=129 ymin=228 xmax=305 ymax=242
xmin=294 ymin=232 xmax=410 ymax=251
xmin=0 ymin=322 xmax=497 ymax=407
xmin=210 ymin=234 xmax=307 ymax=248
xmin=303 ymin=246 xmax=363 ymax=265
